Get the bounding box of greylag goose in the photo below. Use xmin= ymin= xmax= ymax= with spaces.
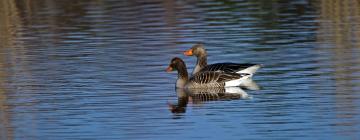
xmin=183 ymin=44 xmax=261 ymax=75
xmin=166 ymin=57 xmax=251 ymax=88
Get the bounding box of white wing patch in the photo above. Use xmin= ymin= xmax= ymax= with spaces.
xmin=225 ymin=87 xmax=251 ymax=99
xmin=236 ymin=64 xmax=261 ymax=75
xmin=224 ymin=74 xmax=251 ymax=87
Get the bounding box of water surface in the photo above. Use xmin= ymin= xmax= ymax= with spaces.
xmin=0 ymin=0 xmax=360 ymax=139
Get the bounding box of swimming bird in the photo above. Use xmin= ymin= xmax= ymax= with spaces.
xmin=183 ymin=44 xmax=261 ymax=76
xmin=166 ymin=57 xmax=251 ymax=88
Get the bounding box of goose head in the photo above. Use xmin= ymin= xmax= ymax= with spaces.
xmin=183 ymin=44 xmax=207 ymax=57
xmin=166 ymin=57 xmax=186 ymax=72
xmin=166 ymin=57 xmax=189 ymax=88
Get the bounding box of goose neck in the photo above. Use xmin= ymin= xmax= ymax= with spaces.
xmin=175 ymin=63 xmax=189 ymax=88
xmin=197 ymin=56 xmax=207 ymax=68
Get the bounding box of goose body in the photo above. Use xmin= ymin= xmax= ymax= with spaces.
xmin=166 ymin=57 xmax=250 ymax=89
xmin=184 ymin=44 xmax=261 ymax=75
xmin=187 ymin=71 xmax=251 ymax=88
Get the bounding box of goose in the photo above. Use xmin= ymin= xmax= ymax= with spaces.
xmin=166 ymin=57 xmax=251 ymax=88
xmin=183 ymin=44 xmax=261 ymax=76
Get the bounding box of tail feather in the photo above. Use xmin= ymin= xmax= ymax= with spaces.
xmin=236 ymin=64 xmax=262 ymax=75
xmin=225 ymin=87 xmax=250 ymax=99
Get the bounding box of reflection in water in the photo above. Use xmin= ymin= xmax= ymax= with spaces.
xmin=0 ymin=0 xmax=21 ymax=139
xmin=0 ymin=0 xmax=360 ymax=139
xmin=317 ymin=0 xmax=360 ymax=136
xmin=169 ymin=87 xmax=251 ymax=114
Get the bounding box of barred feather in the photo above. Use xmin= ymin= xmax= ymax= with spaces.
xmin=187 ymin=71 xmax=245 ymax=88
xmin=200 ymin=63 xmax=258 ymax=73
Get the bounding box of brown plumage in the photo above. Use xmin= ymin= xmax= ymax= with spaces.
xmin=166 ymin=57 xmax=249 ymax=88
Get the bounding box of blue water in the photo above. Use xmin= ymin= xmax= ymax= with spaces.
xmin=0 ymin=0 xmax=359 ymax=139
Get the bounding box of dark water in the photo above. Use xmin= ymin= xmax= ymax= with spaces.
xmin=1 ymin=0 xmax=360 ymax=139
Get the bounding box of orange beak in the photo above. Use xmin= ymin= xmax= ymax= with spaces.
xmin=183 ymin=49 xmax=193 ymax=56
xmin=166 ymin=66 xmax=173 ymax=72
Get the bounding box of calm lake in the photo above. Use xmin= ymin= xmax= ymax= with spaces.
xmin=0 ymin=0 xmax=360 ymax=139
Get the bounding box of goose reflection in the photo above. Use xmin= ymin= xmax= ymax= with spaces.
xmin=168 ymin=87 xmax=254 ymax=113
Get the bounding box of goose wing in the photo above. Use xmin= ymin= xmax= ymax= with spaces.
xmin=200 ymin=63 xmax=258 ymax=73
xmin=190 ymin=71 xmax=248 ymax=84
xmin=216 ymin=72 xmax=249 ymax=83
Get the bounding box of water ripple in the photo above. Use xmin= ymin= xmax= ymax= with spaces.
xmin=0 ymin=0 xmax=360 ymax=140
